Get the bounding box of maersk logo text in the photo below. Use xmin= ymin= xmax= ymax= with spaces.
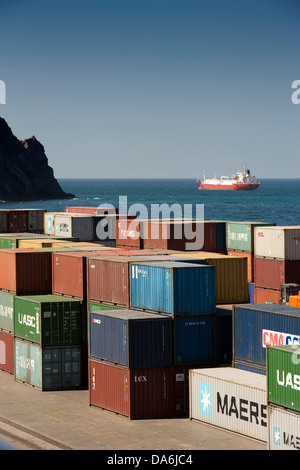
xmin=199 ymin=382 xmax=212 ymax=418
xmin=273 ymin=425 xmax=281 ymax=447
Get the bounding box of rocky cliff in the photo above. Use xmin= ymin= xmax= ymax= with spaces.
xmin=0 ymin=117 xmax=75 ymax=201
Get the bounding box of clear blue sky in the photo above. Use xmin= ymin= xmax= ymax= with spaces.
xmin=0 ymin=0 xmax=300 ymax=178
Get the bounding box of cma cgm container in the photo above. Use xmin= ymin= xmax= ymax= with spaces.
xmin=172 ymin=252 xmax=248 ymax=304
xmin=267 ymin=345 xmax=300 ymax=413
xmin=89 ymin=359 xmax=174 ymax=419
xmin=14 ymin=295 xmax=83 ymax=347
xmin=0 ymin=249 xmax=52 ymax=295
xmin=0 ymin=330 xmax=14 ymax=374
xmin=14 ymin=338 xmax=82 ymax=390
xmin=89 ymin=310 xmax=172 ymax=368
xmin=254 ymin=257 xmax=300 ymax=290
xmin=233 ymin=304 xmax=300 ymax=372
xmin=226 ymin=221 xmax=275 ymax=253
xmin=189 ymin=367 xmax=267 ymax=442
xmin=267 ymin=405 xmax=300 ymax=450
xmin=254 ymin=226 xmax=300 ymax=260
xmin=0 ymin=291 xmax=14 ymax=332
xmin=130 ymin=261 xmax=215 ymax=315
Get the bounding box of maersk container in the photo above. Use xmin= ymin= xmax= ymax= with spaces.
xmin=267 ymin=405 xmax=300 ymax=450
xmin=189 ymin=367 xmax=267 ymax=442
xmin=89 ymin=310 xmax=172 ymax=368
xmin=14 ymin=295 xmax=83 ymax=347
xmin=233 ymin=304 xmax=300 ymax=371
xmin=44 ymin=212 xmax=61 ymax=235
xmin=254 ymin=225 xmax=300 ymax=260
xmin=0 ymin=291 xmax=14 ymax=333
xmin=173 ymin=315 xmax=215 ymax=366
xmin=226 ymin=221 xmax=275 ymax=253
xmin=89 ymin=359 xmax=174 ymax=419
xmin=130 ymin=261 xmax=215 ymax=315
xmin=14 ymin=339 xmax=82 ymax=390
xmin=0 ymin=330 xmax=14 ymax=374
xmin=267 ymin=345 xmax=300 ymax=413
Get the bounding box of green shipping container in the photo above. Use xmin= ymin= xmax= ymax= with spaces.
xmin=226 ymin=221 xmax=275 ymax=252
xmin=267 ymin=345 xmax=300 ymax=413
xmin=14 ymin=338 xmax=82 ymax=390
xmin=0 ymin=291 xmax=14 ymax=332
xmin=14 ymin=295 xmax=83 ymax=347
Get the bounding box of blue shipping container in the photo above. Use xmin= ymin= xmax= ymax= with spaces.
xmin=233 ymin=304 xmax=300 ymax=368
xmin=248 ymin=282 xmax=255 ymax=303
xmin=173 ymin=315 xmax=215 ymax=366
xmin=89 ymin=310 xmax=173 ymax=368
xmin=130 ymin=262 xmax=215 ymax=316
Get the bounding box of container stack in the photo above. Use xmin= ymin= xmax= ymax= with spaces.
xmin=266 ymin=345 xmax=300 ymax=450
xmin=0 ymin=209 xmax=46 ymax=233
xmin=226 ymin=221 xmax=276 ymax=302
xmin=254 ymin=226 xmax=300 ymax=304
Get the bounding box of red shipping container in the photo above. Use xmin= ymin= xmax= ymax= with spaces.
xmin=254 ymin=287 xmax=281 ymax=304
xmin=116 ymin=218 xmax=143 ymax=249
xmin=8 ymin=210 xmax=28 ymax=233
xmin=0 ymin=330 xmax=14 ymax=374
xmin=173 ymin=366 xmax=190 ymax=417
xmin=65 ymin=206 xmax=118 ymax=215
xmin=227 ymin=250 xmax=254 ymax=282
xmin=89 ymin=359 xmax=174 ymax=419
xmin=0 ymin=249 xmax=52 ymax=295
xmin=254 ymin=257 xmax=300 ymax=290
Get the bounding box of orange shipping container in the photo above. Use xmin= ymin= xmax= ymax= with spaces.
xmin=227 ymin=250 xmax=254 ymax=282
xmin=254 ymin=287 xmax=281 ymax=305
xmin=289 ymin=294 xmax=300 ymax=307
xmin=0 ymin=249 xmax=51 ymax=295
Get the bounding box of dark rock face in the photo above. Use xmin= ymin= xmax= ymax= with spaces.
xmin=0 ymin=117 xmax=75 ymax=201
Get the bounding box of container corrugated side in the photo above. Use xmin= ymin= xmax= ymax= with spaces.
xmin=226 ymin=221 xmax=275 ymax=252
xmin=267 ymin=345 xmax=300 ymax=413
xmin=267 ymin=405 xmax=300 ymax=450
xmin=0 ymin=210 xmax=8 ymax=232
xmin=189 ymin=367 xmax=267 ymax=442
xmin=89 ymin=310 xmax=172 ymax=368
xmin=130 ymin=261 xmax=215 ymax=315
xmin=254 ymin=287 xmax=281 ymax=304
xmin=54 ymin=214 xmax=94 ymax=241
xmin=254 ymin=257 xmax=300 ymax=290
xmin=254 ymin=226 xmax=300 ymax=260
xmin=0 ymin=330 xmax=14 ymax=374
xmin=8 ymin=210 xmax=28 ymax=233
xmin=28 ymin=209 xmax=46 ymax=233
xmin=88 ymin=359 xmax=174 ymax=419
xmin=14 ymin=339 xmax=82 ymax=390
xmin=233 ymin=304 xmax=300 ymax=369
xmin=0 ymin=291 xmax=14 ymax=332
xmin=227 ymin=250 xmax=254 ymax=282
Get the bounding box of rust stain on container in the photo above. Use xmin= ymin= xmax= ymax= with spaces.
xmin=0 ymin=249 xmax=51 ymax=295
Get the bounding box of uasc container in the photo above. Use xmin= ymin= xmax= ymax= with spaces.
xmin=14 ymin=338 xmax=82 ymax=390
xmin=189 ymin=367 xmax=267 ymax=442
xmin=130 ymin=261 xmax=215 ymax=315
xmin=89 ymin=310 xmax=172 ymax=368
xmin=0 ymin=249 xmax=52 ymax=295
xmin=89 ymin=359 xmax=174 ymax=419
xmin=267 ymin=344 xmax=300 ymax=413
xmin=14 ymin=295 xmax=83 ymax=346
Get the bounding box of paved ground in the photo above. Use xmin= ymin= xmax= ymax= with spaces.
xmin=0 ymin=370 xmax=266 ymax=451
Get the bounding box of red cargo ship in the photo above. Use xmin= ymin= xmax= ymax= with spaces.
xmin=197 ymin=164 xmax=260 ymax=191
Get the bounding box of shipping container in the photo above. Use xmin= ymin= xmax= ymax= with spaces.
xmin=116 ymin=218 xmax=143 ymax=249
xmin=226 ymin=221 xmax=275 ymax=253
xmin=86 ymin=255 xmax=176 ymax=307
xmin=18 ymin=238 xmax=54 ymax=249
xmin=254 ymin=257 xmax=300 ymax=290
xmin=233 ymin=304 xmax=300 ymax=371
xmin=0 ymin=330 xmax=14 ymax=374
xmin=289 ymin=293 xmax=300 ymax=308
xmin=173 ymin=366 xmax=190 ymax=417
xmin=232 ymin=360 xmax=267 ymax=375
xmin=88 ymin=359 xmax=174 ymax=419
xmin=130 ymin=261 xmax=215 ymax=315
xmin=64 ymin=206 xmax=118 ymax=215
xmin=89 ymin=310 xmax=172 ymax=368
xmin=254 ymin=287 xmax=281 ymax=305
xmin=254 ymin=226 xmax=300 ymax=260
xmin=14 ymin=295 xmax=83 ymax=346
xmin=54 ymin=214 xmax=94 ymax=240
xmin=189 ymin=367 xmax=267 ymax=442
xmin=267 ymin=345 xmax=300 ymax=413
xmin=227 ymin=250 xmax=254 ymax=282
xmin=27 ymin=209 xmax=46 ymax=233
xmin=14 ymin=339 xmax=82 ymax=390
xmin=172 ymin=252 xmax=248 ymax=304
xmin=0 ymin=249 xmax=51 ymax=295
xmin=215 ymin=305 xmax=233 ymax=364
xmin=248 ymin=282 xmax=255 ymax=303
xmin=267 ymin=405 xmax=300 ymax=450
xmin=0 ymin=210 xmax=8 ymax=232
xmin=173 ymin=315 xmax=215 ymax=365
xmin=0 ymin=291 xmax=14 ymax=332
xmin=8 ymin=210 xmax=28 ymax=233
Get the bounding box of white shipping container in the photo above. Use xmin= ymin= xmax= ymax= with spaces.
xmin=189 ymin=367 xmax=267 ymax=442
xmin=44 ymin=212 xmax=61 ymax=235
xmin=254 ymin=226 xmax=300 ymax=260
xmin=54 ymin=214 xmax=94 ymax=240
xmin=268 ymin=405 xmax=300 ymax=450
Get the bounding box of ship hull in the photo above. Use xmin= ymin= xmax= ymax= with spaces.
xmin=198 ymin=183 xmax=259 ymax=191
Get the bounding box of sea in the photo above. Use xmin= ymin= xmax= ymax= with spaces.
xmin=0 ymin=178 xmax=300 ymax=226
